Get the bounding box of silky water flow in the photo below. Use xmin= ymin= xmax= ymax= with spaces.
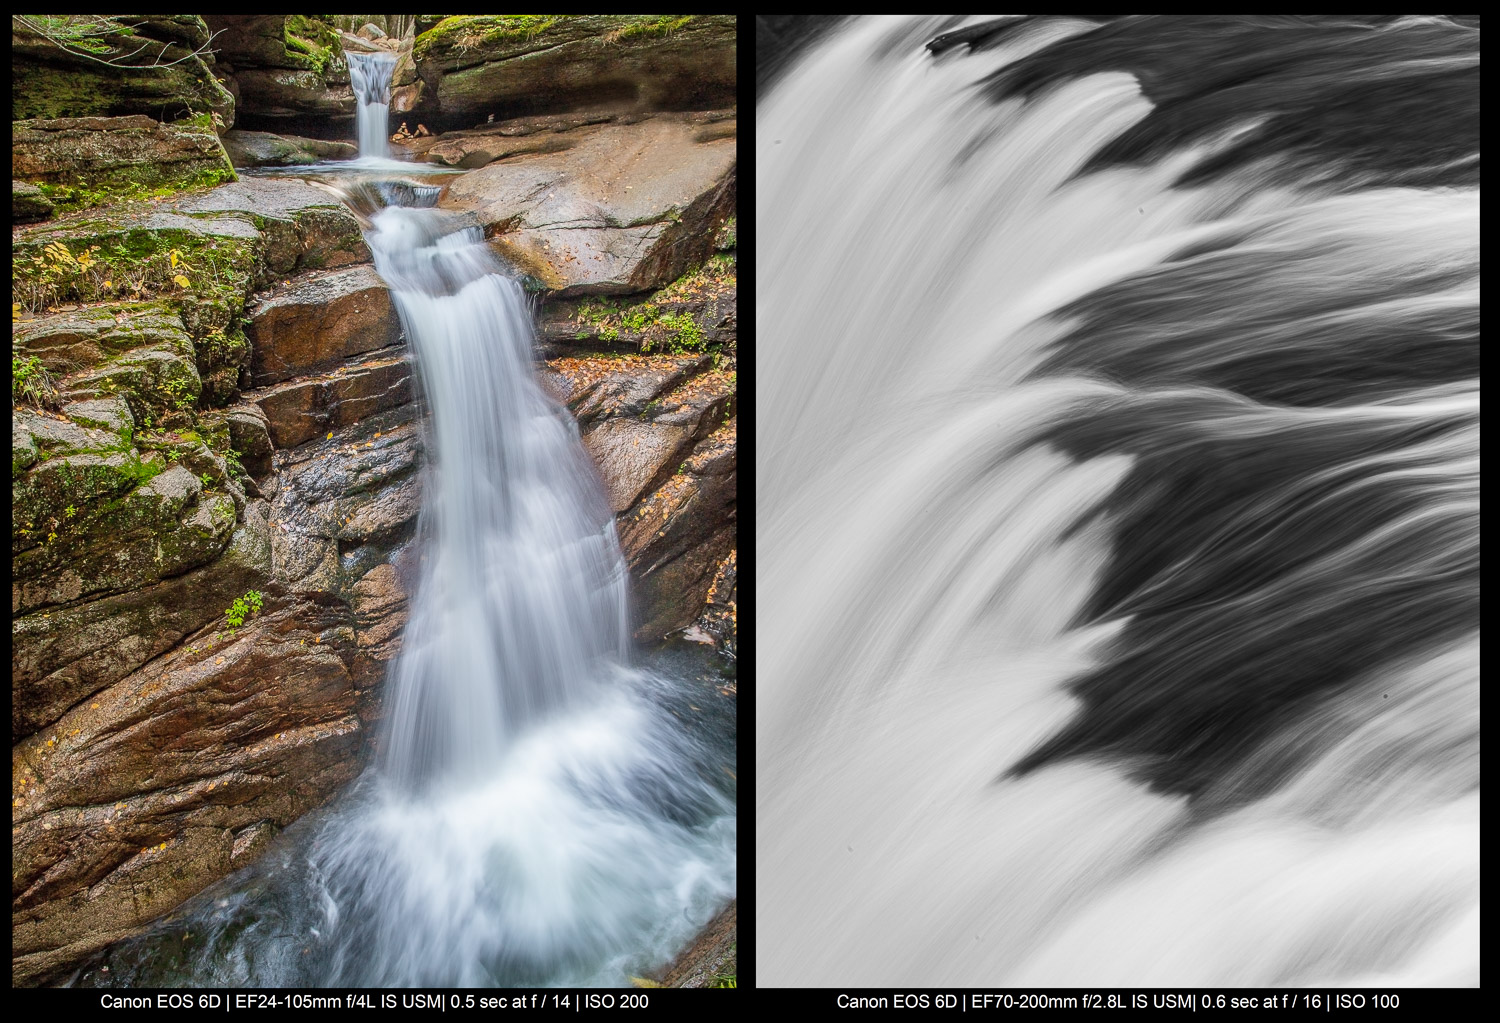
xmin=68 ymin=49 xmax=734 ymax=989
xmin=758 ymin=16 xmax=1478 ymax=988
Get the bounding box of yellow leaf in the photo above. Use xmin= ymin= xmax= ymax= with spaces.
xmin=326 ymin=432 xmax=333 ymax=439
xmin=170 ymin=250 xmax=179 ymax=268
xmin=173 ymin=274 xmax=190 ymax=288
xmin=103 ymin=280 xmax=114 ymax=290
xmin=628 ymin=977 xmax=664 ymax=988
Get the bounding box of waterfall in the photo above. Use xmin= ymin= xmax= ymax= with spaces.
xmin=72 ymin=48 xmax=735 ymax=989
xmin=347 ymin=50 xmax=396 ymax=159
xmin=758 ymin=16 xmax=1478 ymax=987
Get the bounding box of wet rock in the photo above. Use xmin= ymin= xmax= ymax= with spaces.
xmin=12 ymin=115 xmax=235 ymax=192
xmin=266 ymin=408 xmax=424 ymax=595
xmin=12 ymin=507 xmax=273 ymax=739
xmin=13 ymin=180 xmax=53 ymax=222
xmin=441 ymin=113 xmax=736 ymax=295
xmin=412 ymin=16 xmax=735 ymax=124
xmin=248 ymin=350 xmax=413 ymax=450
xmin=11 ymin=587 xmax=364 ymax=987
xmin=658 ymin=900 xmax=736 ymax=988
xmin=222 ymin=130 xmax=358 ymax=167
xmin=246 ymin=265 xmax=401 ymax=386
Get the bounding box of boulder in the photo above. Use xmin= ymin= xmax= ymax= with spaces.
xmin=222 ymin=130 xmax=357 ymax=167
xmin=246 ymin=266 xmax=401 ymax=386
xmin=233 ymin=68 xmax=355 ymax=119
xmin=12 ymin=16 xmax=234 ymax=127
xmin=411 ymin=16 xmax=735 ymax=125
xmin=221 ymin=403 xmax=275 ymax=477
xmin=13 ymin=447 xmax=239 ymax=616
xmin=359 ymin=23 xmax=387 ymax=41
xmin=441 ymin=112 xmax=736 ymax=296
xmin=12 ymin=115 xmax=235 ymax=192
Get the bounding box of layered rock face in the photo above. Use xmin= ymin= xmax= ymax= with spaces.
xmin=402 ymin=15 xmax=736 ymax=128
xmin=12 ymin=15 xmax=735 ymax=986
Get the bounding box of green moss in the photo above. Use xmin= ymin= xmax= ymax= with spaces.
xmin=615 ymin=15 xmax=694 ymax=42
xmin=416 ymin=15 xmax=560 ymax=58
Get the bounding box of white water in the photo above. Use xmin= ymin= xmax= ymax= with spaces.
xmin=758 ymin=16 xmax=1477 ymax=987
xmin=347 ymin=50 xmax=396 ymax=160
xmin=290 ymin=52 xmax=736 ymax=986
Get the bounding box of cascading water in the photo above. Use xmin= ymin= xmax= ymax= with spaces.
xmin=347 ymin=50 xmax=396 ymax=160
xmin=68 ymin=45 xmax=733 ymax=990
xmin=758 ymin=16 xmax=1477 ymax=987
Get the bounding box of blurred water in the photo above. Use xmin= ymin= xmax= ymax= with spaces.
xmin=758 ymin=15 xmax=1477 ymax=987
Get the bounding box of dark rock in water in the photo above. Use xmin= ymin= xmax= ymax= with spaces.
xmin=12 ymin=115 xmax=235 ymax=191
xmin=222 ymin=129 xmax=357 ymax=167
xmin=12 ymin=180 xmax=54 ymax=222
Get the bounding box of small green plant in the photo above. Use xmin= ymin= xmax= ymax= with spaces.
xmin=224 ymin=589 xmax=264 ymax=630
xmin=198 ymin=471 xmax=214 ymax=488
xmin=13 ymin=353 xmax=61 ymax=409
xmin=710 ymin=973 xmax=736 ymax=988
xmin=65 ymin=504 xmax=77 ymax=517
xmin=223 ymin=448 xmax=244 ymax=478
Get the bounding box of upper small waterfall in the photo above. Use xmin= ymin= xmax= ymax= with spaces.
xmin=347 ymin=50 xmax=397 ymax=159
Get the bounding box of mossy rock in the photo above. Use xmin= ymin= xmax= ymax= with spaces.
xmin=14 ymin=181 xmax=55 ymax=223
xmin=14 ymin=115 xmax=236 ymax=196
xmin=411 ymin=15 xmax=736 ymax=120
xmin=11 ymin=17 xmax=233 ymax=125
